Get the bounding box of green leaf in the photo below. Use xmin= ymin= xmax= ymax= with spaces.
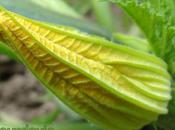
xmin=164 ymin=27 xmax=175 ymax=80
xmin=0 ymin=0 xmax=111 ymax=39
xmin=0 ymin=7 xmax=171 ymax=130
xmin=106 ymin=0 xmax=174 ymax=58
xmin=30 ymin=0 xmax=81 ymax=18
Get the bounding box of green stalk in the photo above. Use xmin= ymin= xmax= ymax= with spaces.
xmin=91 ymin=0 xmax=114 ymax=32
xmin=0 ymin=42 xmax=19 ymax=61
xmin=0 ymin=123 xmax=102 ymax=130
xmin=113 ymin=33 xmax=152 ymax=53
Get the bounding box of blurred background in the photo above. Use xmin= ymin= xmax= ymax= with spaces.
xmin=0 ymin=0 xmax=143 ymax=130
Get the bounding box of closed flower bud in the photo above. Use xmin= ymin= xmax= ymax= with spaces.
xmin=0 ymin=7 xmax=171 ymax=130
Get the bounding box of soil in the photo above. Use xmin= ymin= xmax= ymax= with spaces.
xmin=0 ymin=55 xmax=60 ymax=123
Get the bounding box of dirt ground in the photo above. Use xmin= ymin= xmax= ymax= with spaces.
xmin=0 ymin=55 xmax=63 ymax=123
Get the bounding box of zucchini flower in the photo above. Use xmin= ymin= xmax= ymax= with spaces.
xmin=0 ymin=7 xmax=171 ymax=130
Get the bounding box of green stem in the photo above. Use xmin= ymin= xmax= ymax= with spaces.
xmin=113 ymin=33 xmax=152 ymax=53
xmin=0 ymin=123 xmax=102 ymax=130
xmin=91 ymin=0 xmax=114 ymax=32
xmin=0 ymin=42 xmax=19 ymax=61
